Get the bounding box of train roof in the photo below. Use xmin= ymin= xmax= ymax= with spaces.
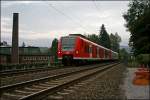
xmin=69 ymin=34 xmax=87 ymax=39
xmin=79 ymin=36 xmax=109 ymax=50
xmin=62 ymin=34 xmax=118 ymax=54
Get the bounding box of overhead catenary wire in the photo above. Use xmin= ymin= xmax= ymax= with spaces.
xmin=93 ymin=0 xmax=103 ymax=34
xmin=46 ymin=2 xmax=90 ymax=33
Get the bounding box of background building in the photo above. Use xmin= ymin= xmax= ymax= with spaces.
xmin=0 ymin=47 xmax=52 ymax=64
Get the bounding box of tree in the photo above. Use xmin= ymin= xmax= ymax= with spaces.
xmin=22 ymin=42 xmax=26 ymax=47
xmin=110 ymin=33 xmax=116 ymax=51
xmin=99 ymin=24 xmax=111 ymax=49
xmin=87 ymin=34 xmax=99 ymax=44
xmin=114 ymin=32 xmax=121 ymax=52
xmin=119 ymin=48 xmax=129 ymax=64
xmin=51 ymin=38 xmax=58 ymax=62
xmin=110 ymin=33 xmax=121 ymax=52
xmin=123 ymin=0 xmax=150 ymax=55
xmin=0 ymin=41 xmax=10 ymax=46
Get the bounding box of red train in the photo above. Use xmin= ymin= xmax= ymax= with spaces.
xmin=58 ymin=34 xmax=118 ymax=65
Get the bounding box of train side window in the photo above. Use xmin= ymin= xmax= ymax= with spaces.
xmin=89 ymin=45 xmax=92 ymax=53
xmin=105 ymin=50 xmax=107 ymax=58
xmin=84 ymin=44 xmax=86 ymax=53
xmin=105 ymin=50 xmax=109 ymax=58
xmin=81 ymin=39 xmax=83 ymax=46
xmin=99 ymin=48 xmax=101 ymax=56
xmin=84 ymin=44 xmax=89 ymax=53
xmin=86 ymin=45 xmax=88 ymax=53
xmin=92 ymin=46 xmax=95 ymax=54
xmin=93 ymin=47 xmax=97 ymax=54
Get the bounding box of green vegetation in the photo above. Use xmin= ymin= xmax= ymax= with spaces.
xmin=110 ymin=33 xmax=121 ymax=52
xmin=123 ymin=0 xmax=150 ymax=55
xmin=51 ymin=38 xmax=58 ymax=63
xmin=99 ymin=24 xmax=111 ymax=49
xmin=123 ymin=0 xmax=150 ymax=67
xmin=128 ymin=57 xmax=139 ymax=68
xmin=119 ymin=48 xmax=139 ymax=67
xmin=136 ymin=54 xmax=150 ymax=67
xmin=22 ymin=42 xmax=26 ymax=47
xmin=86 ymin=24 xmax=121 ymax=52
xmin=86 ymin=34 xmax=99 ymax=45
xmin=128 ymin=54 xmax=150 ymax=68
xmin=119 ymin=48 xmax=129 ymax=62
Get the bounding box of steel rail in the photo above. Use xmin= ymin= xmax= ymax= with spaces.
xmin=20 ymin=63 xmax=119 ymax=100
xmin=0 ymin=62 xmax=113 ymax=91
xmin=0 ymin=62 xmax=119 ymax=100
xmin=0 ymin=62 xmax=111 ymax=77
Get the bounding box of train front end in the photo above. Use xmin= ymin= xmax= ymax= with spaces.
xmin=58 ymin=36 xmax=77 ymax=65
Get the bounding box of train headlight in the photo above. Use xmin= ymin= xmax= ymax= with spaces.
xmin=58 ymin=51 xmax=61 ymax=54
xmin=76 ymin=50 xmax=79 ymax=54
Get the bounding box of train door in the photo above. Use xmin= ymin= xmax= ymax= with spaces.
xmin=89 ymin=45 xmax=92 ymax=58
xmin=97 ymin=47 xmax=99 ymax=58
xmin=99 ymin=47 xmax=103 ymax=59
xmin=92 ymin=46 xmax=95 ymax=58
xmin=104 ymin=49 xmax=106 ymax=59
xmin=109 ymin=50 xmax=112 ymax=59
xmin=105 ymin=50 xmax=109 ymax=59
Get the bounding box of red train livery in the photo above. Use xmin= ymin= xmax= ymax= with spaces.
xmin=58 ymin=34 xmax=118 ymax=65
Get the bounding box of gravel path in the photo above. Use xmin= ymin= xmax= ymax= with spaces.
xmin=47 ymin=63 xmax=127 ymax=100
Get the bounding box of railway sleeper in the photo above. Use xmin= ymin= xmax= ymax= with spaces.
xmin=38 ymin=83 xmax=53 ymax=87
xmin=63 ymin=89 xmax=74 ymax=93
xmin=57 ymin=91 xmax=70 ymax=95
xmin=32 ymin=84 xmax=48 ymax=88
xmin=2 ymin=92 xmax=23 ymax=100
xmin=47 ymin=94 xmax=63 ymax=100
xmin=23 ymin=87 xmax=42 ymax=91
xmin=14 ymin=90 xmax=34 ymax=94
xmin=1 ymin=63 xmax=118 ymax=100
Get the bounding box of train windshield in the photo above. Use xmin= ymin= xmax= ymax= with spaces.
xmin=61 ymin=37 xmax=76 ymax=51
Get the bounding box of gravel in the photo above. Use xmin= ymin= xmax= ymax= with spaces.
xmin=1 ymin=64 xmax=100 ymax=86
xmin=47 ymin=63 xmax=127 ymax=100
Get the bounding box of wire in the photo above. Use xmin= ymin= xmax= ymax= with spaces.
xmin=46 ymin=2 xmax=89 ymax=33
xmin=93 ymin=0 xmax=102 ymax=34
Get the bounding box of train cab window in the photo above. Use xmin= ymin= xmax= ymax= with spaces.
xmin=62 ymin=37 xmax=76 ymax=51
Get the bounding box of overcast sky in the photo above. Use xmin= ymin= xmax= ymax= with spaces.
xmin=1 ymin=1 xmax=130 ymax=47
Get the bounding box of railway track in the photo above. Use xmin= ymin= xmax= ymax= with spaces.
xmin=0 ymin=62 xmax=119 ymax=100
xmin=1 ymin=62 xmax=114 ymax=87
xmin=0 ymin=66 xmax=64 ymax=78
xmin=0 ymin=63 xmax=105 ymax=78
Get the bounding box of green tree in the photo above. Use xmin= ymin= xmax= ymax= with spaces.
xmin=119 ymin=48 xmax=129 ymax=64
xmin=99 ymin=24 xmax=111 ymax=49
xmin=123 ymin=0 xmax=150 ymax=55
xmin=110 ymin=33 xmax=121 ymax=52
xmin=87 ymin=34 xmax=99 ymax=44
xmin=110 ymin=33 xmax=116 ymax=51
xmin=22 ymin=42 xmax=26 ymax=47
xmin=51 ymin=38 xmax=58 ymax=62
